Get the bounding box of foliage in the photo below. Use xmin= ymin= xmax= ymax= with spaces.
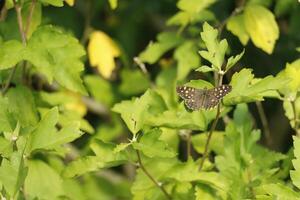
xmin=0 ymin=0 xmax=300 ymax=199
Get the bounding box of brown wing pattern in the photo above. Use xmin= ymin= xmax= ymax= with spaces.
xmin=176 ymin=84 xmax=232 ymax=110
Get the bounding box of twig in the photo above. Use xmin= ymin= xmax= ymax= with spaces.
xmin=80 ymin=0 xmax=92 ymax=45
xmin=135 ymin=150 xmax=172 ymax=200
xmin=13 ymin=0 xmax=27 ymax=45
xmin=81 ymin=96 xmax=109 ymax=116
xmin=134 ymin=57 xmax=148 ymax=75
xmin=2 ymin=67 xmax=17 ymax=95
xmin=255 ymin=101 xmax=272 ymax=145
xmin=2 ymin=0 xmax=27 ymax=95
xmin=25 ymin=0 xmax=37 ymax=36
xmin=187 ymin=131 xmax=191 ymax=159
xmin=199 ymin=74 xmax=223 ymax=171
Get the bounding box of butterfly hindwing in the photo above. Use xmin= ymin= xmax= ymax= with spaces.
xmin=176 ymin=84 xmax=232 ymax=110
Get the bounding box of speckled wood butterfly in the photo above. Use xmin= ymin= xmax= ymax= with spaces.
xmin=176 ymin=85 xmax=232 ymax=110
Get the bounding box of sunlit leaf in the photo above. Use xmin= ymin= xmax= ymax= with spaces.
xmin=0 ymin=151 xmax=28 ymax=197
xmin=226 ymin=14 xmax=249 ymax=45
xmin=26 ymin=26 xmax=86 ymax=94
xmin=108 ymin=0 xmax=118 ymax=9
xmin=132 ymin=129 xmax=176 ymax=158
xmin=24 ymin=160 xmax=64 ymax=200
xmin=39 ymin=0 xmax=64 ymax=7
xmin=291 ymin=136 xmax=300 ymax=189
xmin=65 ymin=0 xmax=75 ymax=6
xmin=6 ymin=86 xmax=38 ymax=127
xmin=0 ymin=40 xmax=24 ymax=70
xmin=199 ymin=22 xmax=228 ymax=70
xmin=174 ymin=41 xmax=200 ymax=80
xmin=224 ymin=69 xmax=287 ymax=105
xmin=27 ymin=107 xmax=83 ymax=153
xmin=139 ymin=32 xmax=184 ymax=64
xmin=244 ymin=5 xmax=279 ymax=54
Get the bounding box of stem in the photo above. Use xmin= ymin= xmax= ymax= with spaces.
xmin=13 ymin=0 xmax=27 ymax=45
xmin=255 ymin=101 xmax=272 ymax=145
xmin=198 ymin=104 xmax=221 ymax=171
xmin=292 ymin=101 xmax=300 ymax=136
xmin=135 ymin=150 xmax=172 ymax=200
xmin=199 ymin=74 xmax=223 ymax=171
xmin=217 ymin=0 xmax=245 ymax=38
xmin=25 ymin=0 xmax=37 ymax=36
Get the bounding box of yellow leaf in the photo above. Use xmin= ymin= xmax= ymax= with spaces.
xmin=226 ymin=14 xmax=249 ymax=45
xmin=244 ymin=5 xmax=279 ymax=54
xmin=88 ymin=31 xmax=120 ymax=79
xmin=65 ymin=0 xmax=75 ymax=6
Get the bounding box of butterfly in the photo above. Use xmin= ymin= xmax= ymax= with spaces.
xmin=176 ymin=85 xmax=232 ymax=110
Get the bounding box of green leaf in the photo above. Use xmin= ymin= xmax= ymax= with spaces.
xmin=27 ymin=107 xmax=83 ymax=153
xmin=0 ymin=40 xmax=24 ymax=70
xmin=24 ymin=160 xmax=64 ymax=200
xmin=0 ymin=151 xmax=28 ymax=197
xmin=225 ymin=49 xmax=244 ymax=72
xmin=64 ymin=140 xmax=128 ymax=178
xmin=0 ymin=137 xmax=13 ymax=157
xmin=62 ymin=156 xmax=103 ymax=178
xmin=114 ymin=142 xmax=132 ymax=153
xmin=90 ymin=139 xmax=128 ymax=166
xmin=224 ymin=68 xmax=287 ymax=105
xmin=274 ymin=0 xmax=295 ymax=17
xmin=174 ymin=41 xmax=200 ymax=80
xmin=261 ymin=183 xmax=300 ymax=199
xmin=108 ymin=0 xmax=118 ymax=9
xmin=144 ymin=104 xmax=208 ymax=131
xmin=196 ymin=65 xmax=215 ymax=73
xmin=25 ymin=25 xmax=86 ymax=94
xmin=84 ymin=75 xmax=115 ymax=107
xmin=199 ymin=22 xmax=228 ymax=70
xmin=291 ymin=136 xmax=300 ymax=189
xmin=277 ymin=59 xmax=300 ymax=95
xmin=0 ymin=96 xmax=16 ymax=132
xmin=185 ymin=79 xmax=214 ymax=89
xmin=6 ymin=86 xmax=38 ymax=127
xmin=244 ymin=5 xmax=279 ymax=54
xmin=132 ymin=129 xmax=176 ymax=158
xmin=39 ymin=0 xmax=64 ymax=7
xmin=192 ymin=131 xmax=224 ymax=155
xmin=226 ymin=14 xmax=249 ymax=45
xmin=177 ymin=0 xmax=216 ymax=14
xmin=112 ymin=90 xmax=158 ymax=135
xmin=139 ymin=32 xmax=184 ymax=64
xmin=195 ymin=185 xmax=217 ymax=200
xmin=132 ymin=157 xmax=177 ymax=199
xmin=119 ymin=69 xmax=151 ymax=96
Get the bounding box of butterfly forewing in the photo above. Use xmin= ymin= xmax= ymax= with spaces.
xmin=176 ymin=85 xmax=232 ymax=110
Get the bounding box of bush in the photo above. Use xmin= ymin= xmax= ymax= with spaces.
xmin=0 ymin=0 xmax=300 ymax=199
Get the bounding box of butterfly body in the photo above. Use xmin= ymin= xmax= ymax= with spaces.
xmin=176 ymin=85 xmax=232 ymax=110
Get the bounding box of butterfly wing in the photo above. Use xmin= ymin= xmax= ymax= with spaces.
xmin=213 ymin=85 xmax=232 ymax=99
xmin=200 ymin=85 xmax=232 ymax=109
xmin=177 ymin=86 xmax=205 ymax=110
xmin=202 ymin=90 xmax=220 ymax=109
xmin=177 ymin=85 xmax=232 ymax=110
